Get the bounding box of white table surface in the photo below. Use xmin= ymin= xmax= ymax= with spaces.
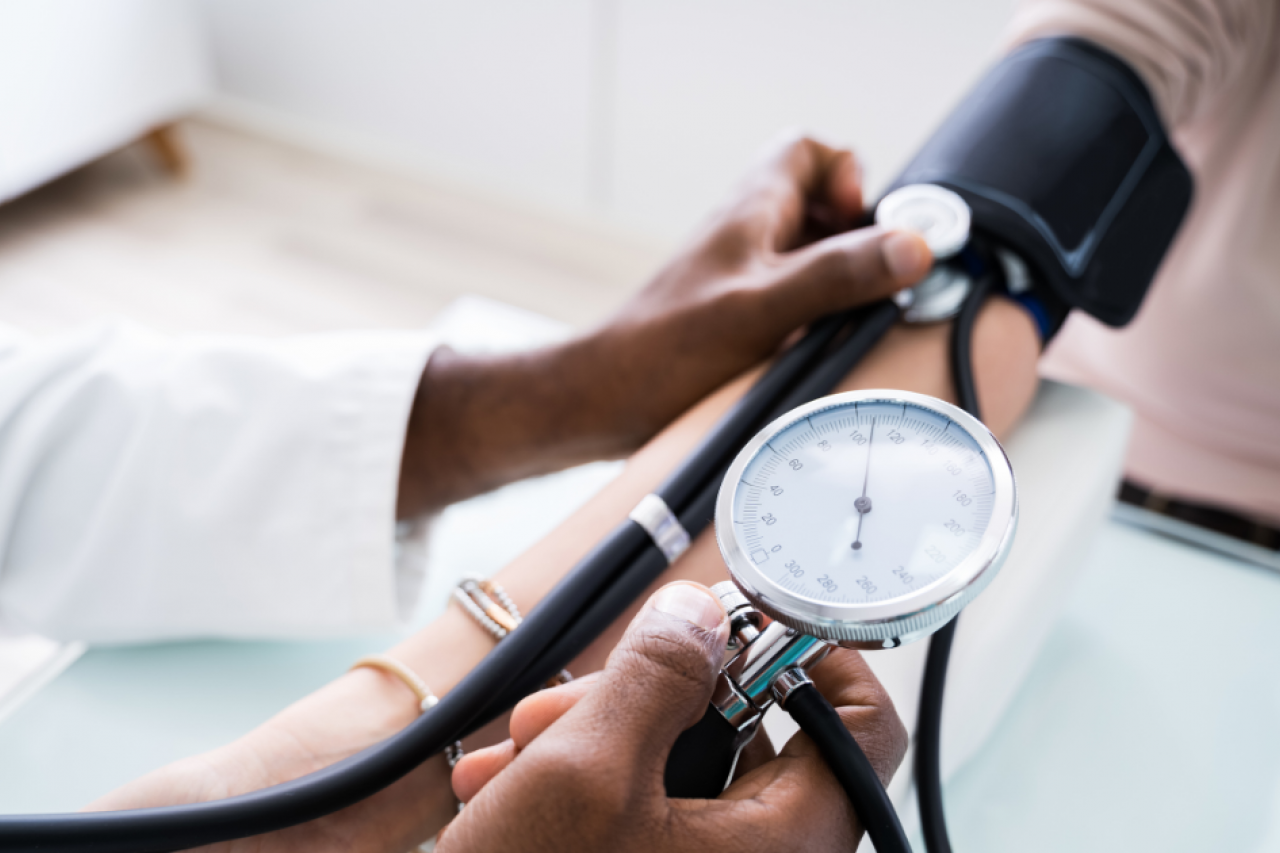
xmin=939 ymin=517 xmax=1280 ymax=852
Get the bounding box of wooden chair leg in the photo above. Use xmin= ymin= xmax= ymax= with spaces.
xmin=143 ymin=123 xmax=190 ymax=179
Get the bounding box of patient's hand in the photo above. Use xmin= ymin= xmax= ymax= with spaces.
xmin=88 ymin=664 xmax=458 ymax=852
xmin=442 ymin=582 xmax=907 ymax=853
xmin=398 ymin=134 xmax=932 ymax=516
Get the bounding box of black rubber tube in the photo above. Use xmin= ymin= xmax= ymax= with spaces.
xmin=947 ymin=275 xmax=990 ymax=421
xmin=915 ymin=274 xmax=990 ymax=853
xmin=655 ymin=310 xmax=854 ymax=510
xmin=915 ymin=618 xmax=956 ymax=853
xmin=772 ymin=301 xmax=900 ymax=415
xmin=0 ymin=519 xmax=651 ymax=853
xmin=787 ymin=682 xmax=912 ymax=853
xmin=0 ymin=309 xmax=868 ymax=852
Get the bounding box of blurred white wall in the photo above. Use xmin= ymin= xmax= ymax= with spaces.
xmin=0 ymin=0 xmax=210 ymax=202
xmin=199 ymin=0 xmax=600 ymax=216
xmin=199 ymin=0 xmax=1019 ymax=242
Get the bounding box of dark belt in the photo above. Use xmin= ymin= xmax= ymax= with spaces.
xmin=1119 ymin=480 xmax=1280 ymax=551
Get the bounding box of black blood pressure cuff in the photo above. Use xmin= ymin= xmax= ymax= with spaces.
xmin=890 ymin=37 xmax=1194 ymax=336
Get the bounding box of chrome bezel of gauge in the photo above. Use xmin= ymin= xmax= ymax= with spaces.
xmin=714 ymin=389 xmax=1017 ymax=647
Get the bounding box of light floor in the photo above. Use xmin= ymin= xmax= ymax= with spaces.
xmin=0 ymin=118 xmax=664 ymax=338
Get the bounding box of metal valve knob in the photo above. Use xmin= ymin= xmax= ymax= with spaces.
xmin=664 ymin=582 xmax=833 ymax=799
xmin=712 ymin=580 xmax=762 ymax=650
xmin=707 ymin=582 xmax=832 ymax=730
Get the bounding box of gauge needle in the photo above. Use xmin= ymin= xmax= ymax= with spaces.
xmin=852 ymin=419 xmax=874 ymax=551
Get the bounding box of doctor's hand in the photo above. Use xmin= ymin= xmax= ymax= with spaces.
xmin=398 ymin=135 xmax=932 ymax=516
xmin=439 ymin=582 xmax=908 ymax=853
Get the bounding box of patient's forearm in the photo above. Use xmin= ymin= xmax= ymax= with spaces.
xmin=98 ymin=298 xmax=1038 ymax=850
xmin=459 ymin=297 xmax=1040 ymax=677
xmin=389 ymin=294 xmax=1039 ymax=753
xmin=386 ymin=296 xmax=1038 ymax=822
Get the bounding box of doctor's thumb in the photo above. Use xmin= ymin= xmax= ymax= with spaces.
xmin=588 ymin=583 xmax=729 ymax=765
xmin=769 ymin=227 xmax=931 ymax=324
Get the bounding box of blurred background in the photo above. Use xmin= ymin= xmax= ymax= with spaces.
xmin=0 ymin=0 xmax=1015 ymax=336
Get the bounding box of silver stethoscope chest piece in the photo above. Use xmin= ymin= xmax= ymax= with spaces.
xmin=877 ymin=184 xmax=976 ymax=324
xmin=715 ymin=389 xmax=1016 ymax=649
xmin=876 ymin=184 xmax=971 ymax=259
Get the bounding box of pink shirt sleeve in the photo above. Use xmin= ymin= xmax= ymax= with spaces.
xmin=1009 ymin=0 xmax=1280 ymax=522
xmin=1004 ymin=0 xmax=1277 ymax=128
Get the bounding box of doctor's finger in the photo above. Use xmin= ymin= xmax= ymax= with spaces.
xmin=730 ymin=726 xmax=778 ymax=781
xmin=562 ymin=583 xmax=728 ymax=781
xmin=731 ymin=136 xmax=864 ymax=249
xmin=823 ymin=146 xmax=864 ymax=222
xmin=797 ymin=147 xmax=867 ymax=246
xmin=673 ymin=751 xmax=863 ymax=853
xmin=762 ymin=135 xmax=864 ymax=223
xmin=759 ymin=226 xmax=930 ymax=330
xmin=453 ymin=673 xmax=603 ymax=802
xmin=452 ymin=739 xmax=519 ymax=804
xmin=509 ymin=673 xmax=600 ymax=749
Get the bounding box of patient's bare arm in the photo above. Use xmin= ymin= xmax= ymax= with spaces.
xmin=95 ymin=283 xmax=1039 ymax=851
xmin=396 ymin=136 xmax=932 ymax=517
xmin=471 ymin=296 xmax=1040 ymax=693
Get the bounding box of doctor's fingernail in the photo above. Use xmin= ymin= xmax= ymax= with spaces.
xmin=884 ymin=230 xmax=932 ymax=281
xmin=652 ymin=583 xmax=726 ymax=632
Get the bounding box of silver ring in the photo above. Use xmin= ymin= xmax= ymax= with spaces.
xmin=629 ymin=493 xmax=692 ymax=564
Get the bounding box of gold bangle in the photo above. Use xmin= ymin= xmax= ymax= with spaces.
xmin=353 ymin=654 xmax=466 ymax=819
xmin=350 ymin=654 xmax=439 ymax=713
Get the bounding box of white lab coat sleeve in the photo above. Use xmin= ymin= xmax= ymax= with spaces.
xmin=0 ymin=320 xmax=438 ymax=643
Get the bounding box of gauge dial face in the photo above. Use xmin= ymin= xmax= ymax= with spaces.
xmin=725 ymin=395 xmax=999 ymax=614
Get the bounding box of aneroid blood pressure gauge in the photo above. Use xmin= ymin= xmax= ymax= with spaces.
xmin=715 ymin=389 xmax=1017 ymax=648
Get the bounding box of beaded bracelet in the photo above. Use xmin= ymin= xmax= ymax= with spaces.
xmin=453 ymin=576 xmax=573 ymax=688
